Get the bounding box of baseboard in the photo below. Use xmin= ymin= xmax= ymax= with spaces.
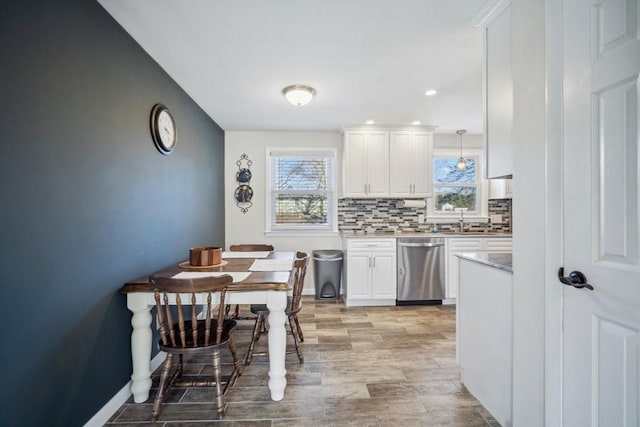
xmin=84 ymin=351 xmax=165 ymax=427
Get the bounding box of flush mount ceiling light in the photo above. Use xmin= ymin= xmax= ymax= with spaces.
xmin=282 ymin=85 xmax=316 ymax=106
xmin=424 ymin=89 xmax=438 ymax=96
xmin=456 ymin=129 xmax=467 ymax=170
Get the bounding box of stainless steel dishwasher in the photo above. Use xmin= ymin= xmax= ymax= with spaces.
xmin=397 ymin=237 xmax=445 ymax=304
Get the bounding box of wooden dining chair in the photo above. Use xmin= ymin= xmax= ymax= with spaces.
xmin=227 ymin=243 xmax=275 ymax=319
xmin=244 ymin=251 xmax=309 ymax=366
xmin=149 ymin=274 xmax=243 ymax=422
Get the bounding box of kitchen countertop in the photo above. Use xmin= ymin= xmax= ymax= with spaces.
xmin=341 ymin=231 xmax=512 ymax=238
xmin=455 ymin=252 xmax=513 ymax=273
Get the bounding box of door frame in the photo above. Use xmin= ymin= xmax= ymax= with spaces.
xmin=543 ymin=0 xmax=564 ymax=425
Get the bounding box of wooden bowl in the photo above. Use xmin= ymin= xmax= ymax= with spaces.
xmin=189 ymin=246 xmax=222 ymax=266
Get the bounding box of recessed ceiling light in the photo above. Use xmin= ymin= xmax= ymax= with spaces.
xmin=424 ymin=89 xmax=438 ymax=96
xmin=365 ymin=120 xmax=375 ymax=125
xmin=412 ymin=121 xmax=421 ymax=125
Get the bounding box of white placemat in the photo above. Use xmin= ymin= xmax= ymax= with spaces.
xmin=221 ymin=251 xmax=271 ymax=259
xmin=172 ymin=272 xmax=251 ymax=282
xmin=248 ymin=258 xmax=293 ymax=272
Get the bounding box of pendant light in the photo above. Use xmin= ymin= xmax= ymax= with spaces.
xmin=456 ymin=129 xmax=467 ymax=170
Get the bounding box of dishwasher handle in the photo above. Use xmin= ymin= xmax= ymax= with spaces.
xmin=398 ymin=242 xmax=444 ymax=248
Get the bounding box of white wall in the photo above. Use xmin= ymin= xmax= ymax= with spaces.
xmin=225 ymin=131 xmax=343 ymax=294
xmin=511 ymin=1 xmax=546 ymax=425
xmin=433 ymin=133 xmax=484 ymax=150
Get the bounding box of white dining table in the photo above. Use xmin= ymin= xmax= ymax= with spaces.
xmin=120 ymin=252 xmax=294 ymax=403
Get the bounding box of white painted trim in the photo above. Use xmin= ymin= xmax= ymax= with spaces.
xmin=265 ymin=147 xmax=338 ymax=233
xmin=341 ymin=125 xmax=438 ymax=134
xmin=470 ymin=0 xmax=512 ymax=28
xmin=544 ymin=1 xmax=564 ymax=425
xmin=83 ymin=352 xmax=166 ymax=427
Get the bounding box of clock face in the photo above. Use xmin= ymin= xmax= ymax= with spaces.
xmin=158 ymin=110 xmax=175 ymax=148
xmin=151 ymin=104 xmax=177 ymax=155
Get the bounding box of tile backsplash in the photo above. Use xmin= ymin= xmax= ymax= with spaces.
xmin=338 ymin=198 xmax=512 ymax=233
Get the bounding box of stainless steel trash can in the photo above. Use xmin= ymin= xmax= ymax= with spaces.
xmin=313 ymin=250 xmax=343 ymax=300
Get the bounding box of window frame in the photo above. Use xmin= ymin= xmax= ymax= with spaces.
xmin=265 ymin=147 xmax=338 ymax=234
xmin=428 ymin=148 xmax=488 ymax=219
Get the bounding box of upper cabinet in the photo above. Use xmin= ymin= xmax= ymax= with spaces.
xmin=489 ymin=178 xmax=513 ymax=199
xmin=342 ymin=126 xmax=435 ymax=198
xmin=480 ymin=1 xmax=513 ymax=178
xmin=389 ymin=131 xmax=433 ymax=198
xmin=343 ymin=129 xmax=389 ymax=197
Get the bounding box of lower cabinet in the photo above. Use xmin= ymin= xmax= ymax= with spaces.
xmin=458 ymin=258 xmax=512 ymax=426
xmin=344 ymin=238 xmax=397 ymax=306
xmin=445 ymin=237 xmax=512 ymax=299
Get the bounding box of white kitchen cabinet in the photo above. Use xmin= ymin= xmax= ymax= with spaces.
xmin=483 ymin=2 xmax=513 ymax=179
xmin=342 ymin=129 xmax=389 ymax=197
xmin=445 ymin=237 xmax=512 ymax=299
xmin=344 ymin=238 xmax=397 ymax=306
xmin=489 ymin=178 xmax=513 ymax=199
xmin=389 ymin=131 xmax=433 ymax=197
xmin=458 ymin=257 xmax=512 ymax=426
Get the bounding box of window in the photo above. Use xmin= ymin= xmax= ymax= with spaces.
xmin=432 ymin=154 xmax=482 ymax=215
xmin=267 ymin=149 xmax=336 ymax=232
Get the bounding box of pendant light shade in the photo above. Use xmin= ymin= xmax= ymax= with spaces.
xmin=282 ymin=85 xmax=316 ymax=106
xmin=456 ymin=129 xmax=467 ymax=170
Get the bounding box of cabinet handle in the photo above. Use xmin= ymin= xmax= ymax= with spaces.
xmin=372 ymin=257 xmax=376 ymax=268
xmin=368 ymin=257 xmax=372 ymax=268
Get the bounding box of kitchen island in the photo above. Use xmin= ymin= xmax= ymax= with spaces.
xmin=456 ymin=252 xmax=513 ymax=427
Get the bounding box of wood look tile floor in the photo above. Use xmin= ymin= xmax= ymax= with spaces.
xmin=107 ymin=297 xmax=499 ymax=426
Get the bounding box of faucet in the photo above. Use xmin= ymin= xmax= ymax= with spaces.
xmin=457 ymin=209 xmax=465 ymax=233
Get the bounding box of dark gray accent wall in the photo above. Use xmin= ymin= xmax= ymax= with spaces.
xmin=0 ymin=1 xmax=225 ymax=425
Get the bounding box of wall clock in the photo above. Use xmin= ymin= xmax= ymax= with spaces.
xmin=150 ymin=103 xmax=177 ymax=155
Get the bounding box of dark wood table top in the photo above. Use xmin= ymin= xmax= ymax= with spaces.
xmin=120 ymin=252 xmax=294 ymax=293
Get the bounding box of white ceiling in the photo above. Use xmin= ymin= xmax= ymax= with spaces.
xmin=98 ymin=0 xmax=486 ymax=133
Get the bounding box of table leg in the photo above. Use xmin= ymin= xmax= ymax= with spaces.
xmin=266 ymin=291 xmax=288 ymax=401
xmin=127 ymin=294 xmax=153 ymax=403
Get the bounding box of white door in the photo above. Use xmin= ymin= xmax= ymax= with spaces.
xmin=412 ymin=132 xmax=432 ymax=197
xmin=561 ymin=1 xmax=639 ymax=426
xmin=346 ymin=253 xmax=371 ymax=299
xmin=389 ymin=131 xmax=413 ymax=196
xmin=365 ymin=131 xmax=389 ymax=197
xmin=343 ymin=132 xmax=367 ymax=197
xmin=371 ymin=253 xmax=396 ymax=299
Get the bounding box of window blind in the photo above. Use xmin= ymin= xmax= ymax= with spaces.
xmin=269 ymin=152 xmax=335 ymax=229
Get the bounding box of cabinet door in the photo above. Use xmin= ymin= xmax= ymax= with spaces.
xmin=485 ymin=5 xmax=513 ymax=178
xmin=343 ymin=132 xmax=368 ymax=197
xmin=365 ymin=131 xmax=389 ymax=196
xmin=412 ymin=132 xmax=433 ymax=197
xmin=346 ymin=253 xmax=371 ymax=299
xmin=371 ymin=253 xmax=396 ymax=299
xmin=389 ymin=131 xmax=413 ymax=196
xmin=447 ymin=252 xmax=460 ymax=299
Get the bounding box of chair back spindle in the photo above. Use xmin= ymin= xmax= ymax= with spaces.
xmin=290 ymin=251 xmax=309 ymax=314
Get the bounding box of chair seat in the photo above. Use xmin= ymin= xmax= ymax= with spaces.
xmin=250 ymin=296 xmax=296 ymax=315
xmin=159 ymin=319 xmax=237 ymax=353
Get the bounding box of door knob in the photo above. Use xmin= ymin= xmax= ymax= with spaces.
xmin=557 ymin=267 xmax=594 ymax=290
